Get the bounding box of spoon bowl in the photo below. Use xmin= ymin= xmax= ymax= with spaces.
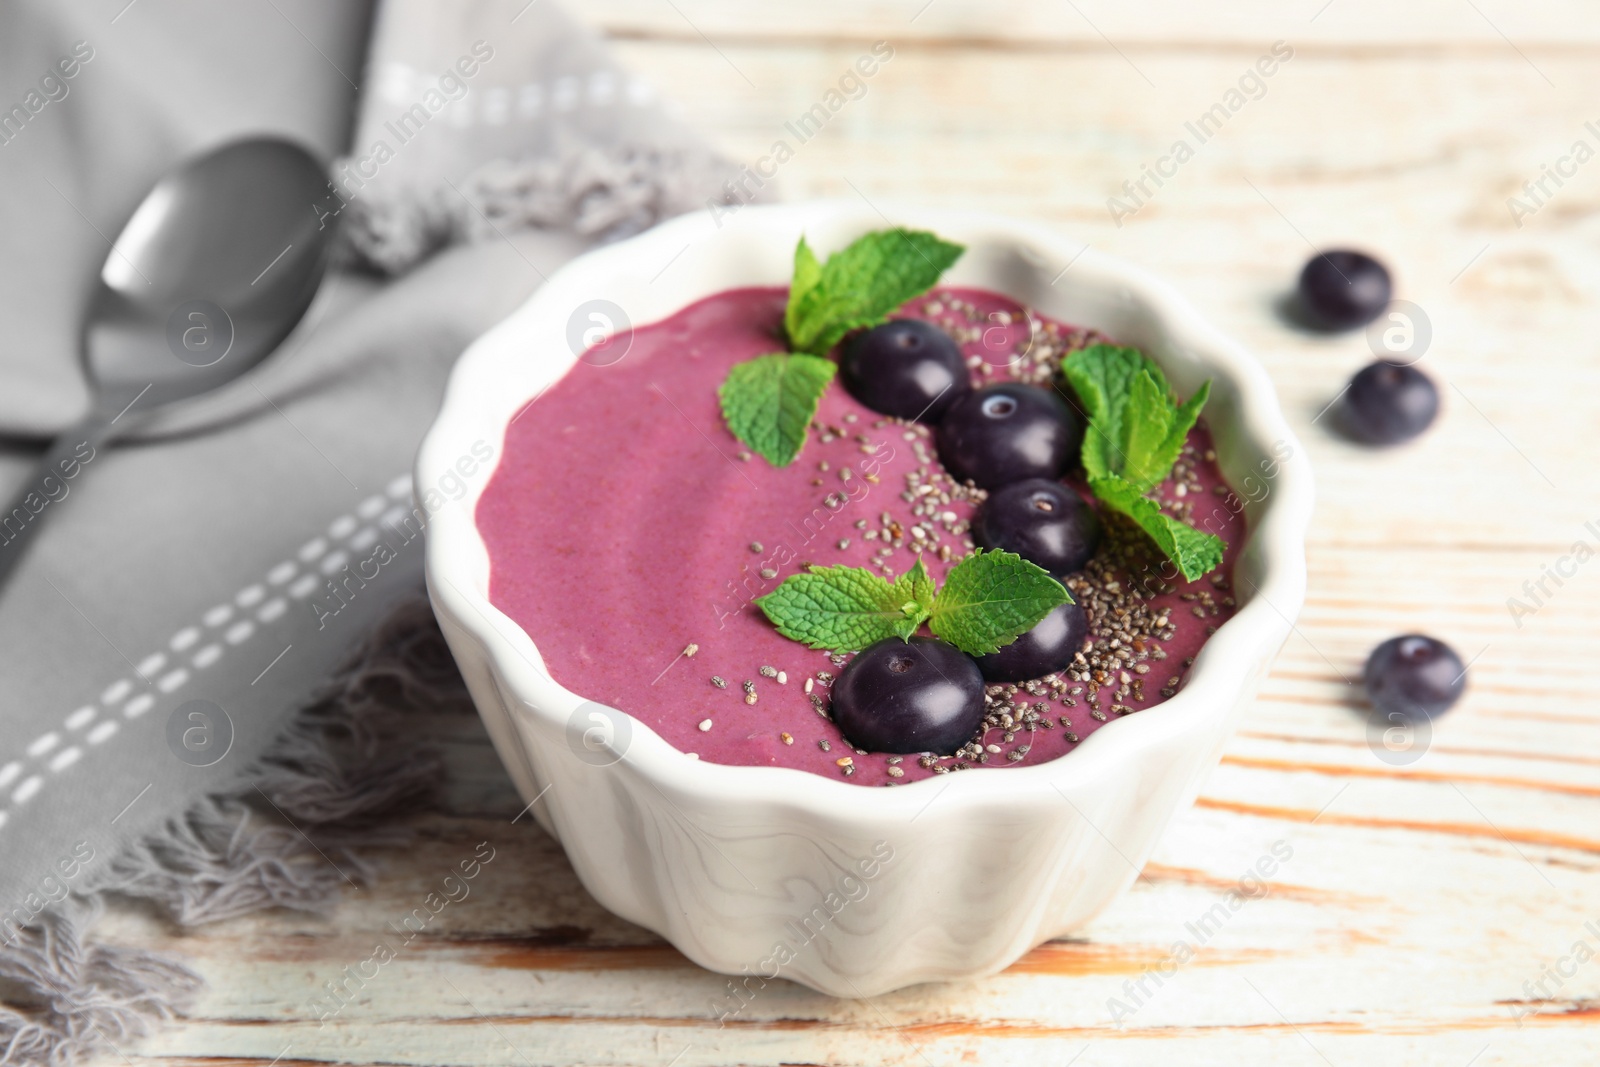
xmin=85 ymin=137 xmax=332 ymax=412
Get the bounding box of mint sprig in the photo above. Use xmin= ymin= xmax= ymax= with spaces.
xmin=784 ymin=229 xmax=965 ymax=356
xmin=717 ymin=352 xmax=836 ymax=468
xmin=755 ymin=551 xmax=1070 ymax=656
xmin=719 ymin=228 xmax=964 ymax=467
xmin=1062 ymin=343 xmax=1224 ymax=581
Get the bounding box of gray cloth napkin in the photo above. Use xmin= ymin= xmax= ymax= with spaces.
xmin=0 ymin=0 xmax=733 ymax=938
xmin=334 ymin=0 xmax=738 ymax=274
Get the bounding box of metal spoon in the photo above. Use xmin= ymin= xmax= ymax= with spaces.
xmin=0 ymin=136 xmax=332 ymax=584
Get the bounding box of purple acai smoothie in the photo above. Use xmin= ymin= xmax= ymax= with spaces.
xmin=476 ymin=287 xmax=1246 ymax=785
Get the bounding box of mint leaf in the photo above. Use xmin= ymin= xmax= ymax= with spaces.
xmin=1161 ymin=518 xmax=1227 ymax=581
xmin=1064 ymin=343 xmax=1210 ymax=494
xmin=1157 ymin=379 xmax=1210 ymax=483
xmin=1063 ymin=343 xmax=1160 ymax=482
xmin=718 ymin=352 xmax=836 ymax=467
xmin=784 ymin=237 xmax=823 ymax=343
xmin=1090 ymin=475 xmax=1224 ymax=582
xmin=756 ymin=565 xmax=929 ymax=650
xmin=785 ymin=229 xmax=964 ymax=355
xmin=1063 ymin=343 xmax=1160 ymax=423
xmin=928 ymin=549 xmax=1072 ymax=656
xmin=891 ymin=557 xmax=935 ymax=619
xmin=1119 ymin=372 xmax=1211 ymax=491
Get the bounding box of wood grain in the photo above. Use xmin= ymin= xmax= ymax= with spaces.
xmin=583 ymin=0 xmax=1600 ymax=48
xmin=88 ymin=3 xmax=1600 ymax=1064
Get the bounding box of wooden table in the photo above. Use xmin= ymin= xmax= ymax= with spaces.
xmin=97 ymin=3 xmax=1600 ymax=1063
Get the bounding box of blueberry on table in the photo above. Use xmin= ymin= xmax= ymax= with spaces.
xmin=840 ymin=319 xmax=970 ymax=422
xmin=974 ymin=602 xmax=1088 ymax=684
xmin=974 ymin=479 xmax=1100 ymax=577
xmin=830 ymin=637 xmax=985 ymax=756
xmin=1364 ymin=634 xmax=1466 ymax=720
xmin=1298 ymin=250 xmax=1392 ymax=331
xmin=935 ymin=383 xmax=1082 ymax=490
xmin=1340 ymin=361 xmax=1439 ymax=445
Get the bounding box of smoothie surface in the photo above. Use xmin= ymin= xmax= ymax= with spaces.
xmin=477 ymin=286 xmax=1245 ymax=785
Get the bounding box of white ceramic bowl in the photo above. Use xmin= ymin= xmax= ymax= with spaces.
xmin=418 ymin=202 xmax=1313 ymax=998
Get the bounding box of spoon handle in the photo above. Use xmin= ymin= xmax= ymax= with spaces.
xmin=0 ymin=413 xmax=117 ymax=588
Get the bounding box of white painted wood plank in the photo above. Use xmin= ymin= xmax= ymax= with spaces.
xmin=579 ymin=0 xmax=1600 ymax=48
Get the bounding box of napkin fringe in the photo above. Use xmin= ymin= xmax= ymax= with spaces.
xmin=0 ymin=598 xmax=469 ymax=1066
xmin=332 ymin=142 xmax=746 ymax=275
xmin=0 ymin=900 xmax=201 ymax=1067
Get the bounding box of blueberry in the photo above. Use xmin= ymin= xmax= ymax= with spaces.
xmin=974 ymin=479 xmax=1100 ymax=576
xmin=1364 ymin=634 xmax=1466 ymax=720
xmin=1298 ymin=250 xmax=1392 ymax=331
xmin=830 ymin=637 xmax=985 ymax=755
xmin=935 ymin=383 xmax=1082 ymax=490
xmin=974 ymin=602 xmax=1088 ymax=683
xmin=1340 ymin=361 xmax=1439 ymax=445
xmin=840 ymin=319 xmax=970 ymax=422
